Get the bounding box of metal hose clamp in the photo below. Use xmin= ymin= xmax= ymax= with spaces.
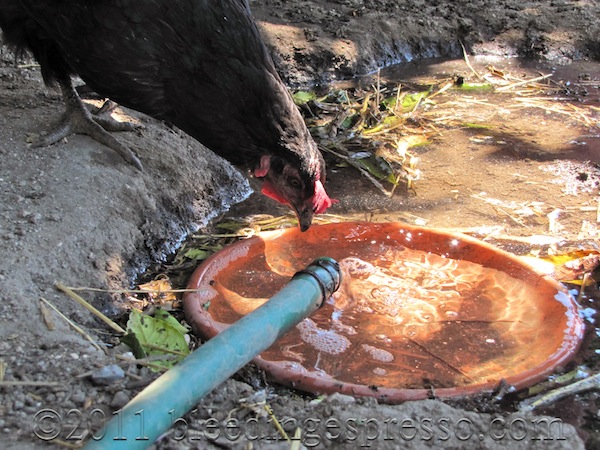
xmin=293 ymin=257 xmax=341 ymax=305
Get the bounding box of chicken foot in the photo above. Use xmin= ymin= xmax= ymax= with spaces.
xmin=32 ymin=75 xmax=143 ymax=171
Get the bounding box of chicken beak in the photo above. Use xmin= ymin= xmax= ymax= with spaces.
xmin=295 ymin=207 xmax=314 ymax=232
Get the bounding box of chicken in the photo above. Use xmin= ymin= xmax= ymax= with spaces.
xmin=0 ymin=0 xmax=334 ymax=230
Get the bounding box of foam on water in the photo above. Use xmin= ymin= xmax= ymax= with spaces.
xmin=296 ymin=318 xmax=351 ymax=355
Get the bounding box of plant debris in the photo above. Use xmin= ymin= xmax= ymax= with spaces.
xmin=122 ymin=308 xmax=190 ymax=372
xmin=295 ymin=62 xmax=600 ymax=196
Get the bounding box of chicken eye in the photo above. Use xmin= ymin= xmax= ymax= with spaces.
xmin=288 ymin=177 xmax=302 ymax=189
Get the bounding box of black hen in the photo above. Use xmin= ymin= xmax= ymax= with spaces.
xmin=0 ymin=0 xmax=334 ymax=230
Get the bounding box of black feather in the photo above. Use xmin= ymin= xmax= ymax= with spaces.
xmin=0 ymin=0 xmax=333 ymax=228
xmin=0 ymin=0 xmax=324 ymax=175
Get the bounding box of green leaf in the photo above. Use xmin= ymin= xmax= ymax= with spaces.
xmin=463 ymin=122 xmax=491 ymax=129
xmin=154 ymin=308 xmax=189 ymax=334
xmin=381 ymin=96 xmax=398 ymax=109
xmin=183 ymin=248 xmax=212 ymax=261
xmin=216 ymin=221 xmax=246 ymax=232
xmin=293 ymin=91 xmax=317 ymax=105
xmin=326 ymin=89 xmax=350 ymax=104
xmin=340 ymin=114 xmax=357 ymax=130
xmin=362 ymin=115 xmax=404 ymax=135
xmin=121 ymin=332 xmax=145 ymax=358
xmin=125 ymin=309 xmax=190 ymax=371
xmin=401 ymin=92 xmax=428 ymax=110
xmin=355 ymin=155 xmax=392 ymax=180
xmin=454 ymin=82 xmax=493 ymax=92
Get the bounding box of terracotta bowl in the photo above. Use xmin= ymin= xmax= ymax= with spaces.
xmin=184 ymin=222 xmax=584 ymax=403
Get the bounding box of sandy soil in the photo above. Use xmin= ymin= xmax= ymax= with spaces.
xmin=1 ymin=1 xmax=599 ymax=448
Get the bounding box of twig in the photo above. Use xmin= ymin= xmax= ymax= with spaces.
xmin=141 ymin=342 xmax=188 ymax=356
xmin=376 ymin=68 xmax=381 ymax=107
xmin=39 ymin=297 xmax=104 ymax=353
xmin=115 ymin=353 xmax=179 ymax=364
xmin=460 ymin=41 xmax=483 ymax=81
xmin=264 ymin=404 xmax=290 ymax=442
xmin=320 ymin=144 xmax=393 ymax=197
xmin=55 ymin=282 xmax=126 ymax=334
xmin=395 ymin=83 xmax=402 ymax=113
xmin=39 ymin=300 xmax=56 ymax=331
xmin=496 ymin=73 xmax=553 ymax=92
xmin=64 ymin=286 xmax=201 ymax=295
xmin=290 ymin=428 xmax=303 ymax=450
xmin=0 ymin=380 xmax=63 ymax=387
xmin=45 ymin=438 xmax=82 ymax=449
xmin=518 ymin=372 xmax=600 ymax=411
xmin=115 ymin=353 xmax=173 ymax=372
xmin=427 ymin=80 xmax=454 ymax=100
xmin=577 ymin=272 xmax=591 ymax=303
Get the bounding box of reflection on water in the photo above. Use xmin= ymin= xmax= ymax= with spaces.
xmin=194 ymin=222 xmax=580 ymax=390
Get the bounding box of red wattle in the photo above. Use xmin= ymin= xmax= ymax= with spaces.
xmin=261 ymin=181 xmax=289 ymax=205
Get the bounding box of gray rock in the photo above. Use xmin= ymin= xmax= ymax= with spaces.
xmin=91 ymin=365 xmax=125 ymax=386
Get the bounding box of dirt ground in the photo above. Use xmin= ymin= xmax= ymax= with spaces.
xmin=2 ymin=1 xmax=600 ymax=449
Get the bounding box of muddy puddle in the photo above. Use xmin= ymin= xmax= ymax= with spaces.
xmin=341 ymin=57 xmax=599 ymax=241
xmin=226 ymin=55 xmax=600 ymax=255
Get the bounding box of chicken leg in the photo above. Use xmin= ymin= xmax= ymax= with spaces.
xmin=32 ymin=74 xmax=143 ymax=171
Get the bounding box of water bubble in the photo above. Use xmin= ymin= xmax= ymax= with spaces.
xmin=297 ymin=319 xmax=351 ymax=355
xmin=331 ymin=310 xmax=343 ymax=321
xmin=341 ymin=257 xmax=376 ymax=279
xmin=362 ymin=344 xmax=394 ymax=362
